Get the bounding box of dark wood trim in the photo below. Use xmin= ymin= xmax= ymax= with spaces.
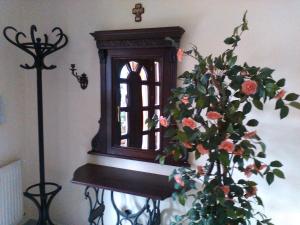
xmin=90 ymin=27 xmax=189 ymax=166
xmin=72 ymin=163 xmax=174 ymax=200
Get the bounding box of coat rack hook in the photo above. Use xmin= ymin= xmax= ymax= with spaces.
xmin=70 ymin=64 xmax=88 ymax=90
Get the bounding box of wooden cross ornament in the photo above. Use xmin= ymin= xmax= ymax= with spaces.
xmin=132 ymin=3 xmax=144 ymax=22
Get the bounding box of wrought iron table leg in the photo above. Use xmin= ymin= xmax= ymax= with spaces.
xmin=85 ymin=187 xmax=105 ymax=225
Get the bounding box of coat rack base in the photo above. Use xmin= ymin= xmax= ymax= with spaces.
xmin=24 ymin=182 xmax=61 ymax=225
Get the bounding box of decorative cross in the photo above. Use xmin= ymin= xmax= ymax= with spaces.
xmin=132 ymin=3 xmax=144 ymax=22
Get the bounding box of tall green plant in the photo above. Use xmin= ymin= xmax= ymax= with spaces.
xmin=150 ymin=12 xmax=300 ymax=225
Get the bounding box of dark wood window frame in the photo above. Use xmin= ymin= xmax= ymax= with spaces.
xmin=89 ymin=27 xmax=188 ymax=166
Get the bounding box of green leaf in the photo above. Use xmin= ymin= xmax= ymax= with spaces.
xmin=224 ymin=37 xmax=236 ymax=45
xmin=276 ymin=78 xmax=286 ymax=87
xmin=243 ymin=102 xmax=252 ymax=114
xmin=273 ymin=169 xmax=285 ymax=178
xmin=285 ymin=93 xmax=299 ymax=101
xmin=159 ymin=156 xmax=166 ymax=165
xmin=253 ymin=99 xmax=263 ymax=110
xmin=275 ymin=99 xmax=284 ymax=110
xmin=247 ymin=119 xmax=259 ymax=126
xmin=228 ymin=55 xmax=238 ymax=67
xmin=178 ymin=194 xmax=186 ymax=205
xmin=260 ymin=67 xmax=274 ymax=78
xmin=266 ymin=172 xmax=274 ymax=185
xmin=280 ymin=105 xmax=289 ymax=119
xmin=270 ymin=160 xmax=283 ymax=167
xmin=289 ymin=101 xmax=300 ymax=109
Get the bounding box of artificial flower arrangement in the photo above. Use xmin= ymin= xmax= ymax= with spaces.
xmin=148 ymin=12 xmax=300 ymax=225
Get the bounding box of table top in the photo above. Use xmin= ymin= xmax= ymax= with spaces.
xmin=72 ymin=163 xmax=174 ymax=200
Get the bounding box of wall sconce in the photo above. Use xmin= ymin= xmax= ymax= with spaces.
xmin=70 ymin=64 xmax=88 ymax=89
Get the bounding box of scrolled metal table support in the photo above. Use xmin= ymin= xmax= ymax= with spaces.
xmin=3 ymin=25 xmax=68 ymax=225
xmin=84 ymin=187 xmax=161 ymax=225
xmin=85 ymin=187 xmax=105 ymax=225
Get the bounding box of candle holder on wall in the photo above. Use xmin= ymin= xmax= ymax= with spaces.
xmin=3 ymin=25 xmax=68 ymax=225
xmin=70 ymin=64 xmax=88 ymax=89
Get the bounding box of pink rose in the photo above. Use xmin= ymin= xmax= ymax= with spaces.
xmin=220 ymin=185 xmax=230 ymax=195
xmin=182 ymin=117 xmax=197 ymax=130
xmin=183 ymin=142 xmax=193 ymax=149
xmin=159 ymin=116 xmax=169 ymax=128
xmin=275 ymin=89 xmax=286 ymax=99
xmin=197 ymin=165 xmax=206 ymax=176
xmin=244 ymin=165 xmax=253 ymax=177
xmin=177 ymin=48 xmax=184 ymax=62
xmin=196 ymin=144 xmax=209 ymax=155
xmin=181 ymin=96 xmax=189 ymax=105
xmin=243 ymin=131 xmax=257 ymax=139
xmin=207 ymin=111 xmax=223 ymax=120
xmin=218 ymin=139 xmax=235 ymax=153
xmin=241 ymin=80 xmax=258 ymax=95
xmin=174 ymin=175 xmax=185 ymax=187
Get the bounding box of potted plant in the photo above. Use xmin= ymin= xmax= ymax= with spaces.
xmin=149 ymin=12 xmax=300 ymax=225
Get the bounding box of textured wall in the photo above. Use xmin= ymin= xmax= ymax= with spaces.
xmin=3 ymin=0 xmax=300 ymax=225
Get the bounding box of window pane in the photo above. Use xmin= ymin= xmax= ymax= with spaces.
xmin=140 ymin=66 xmax=148 ymax=81
xmin=120 ymin=65 xmax=129 ymax=79
xmin=142 ymin=135 xmax=149 ymax=150
xmin=129 ymin=61 xmax=139 ymax=72
xmin=143 ymin=110 xmax=148 ymax=131
xmin=120 ymin=83 xmax=128 ymax=107
xmin=120 ymin=139 xmax=128 ymax=147
xmin=155 ymin=132 xmax=160 ymax=150
xmin=142 ymin=85 xmax=149 ymax=107
xmin=154 ymin=61 xmax=160 ymax=82
xmin=120 ymin=111 xmax=128 ymax=135
xmin=155 ymin=86 xmax=160 ymax=105
xmin=155 ymin=109 xmax=160 ymax=128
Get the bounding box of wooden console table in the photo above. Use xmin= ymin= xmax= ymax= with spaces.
xmin=72 ymin=164 xmax=174 ymax=225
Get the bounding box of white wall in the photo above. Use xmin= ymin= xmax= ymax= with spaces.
xmin=2 ymin=0 xmax=300 ymax=225
xmin=0 ymin=1 xmax=26 ymax=167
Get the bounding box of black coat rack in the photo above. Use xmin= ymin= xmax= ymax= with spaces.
xmin=3 ymin=25 xmax=68 ymax=225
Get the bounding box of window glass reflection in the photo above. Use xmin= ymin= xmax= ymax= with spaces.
xmin=155 ymin=86 xmax=160 ymax=105
xmin=140 ymin=66 xmax=148 ymax=81
xmin=142 ymin=85 xmax=149 ymax=107
xmin=120 ymin=65 xmax=129 ymax=79
xmin=120 ymin=111 xmax=128 ymax=135
xmin=155 ymin=61 xmax=160 ymax=82
xmin=129 ymin=61 xmax=139 ymax=72
xmin=155 ymin=132 xmax=160 ymax=150
xmin=142 ymin=135 xmax=149 ymax=150
xmin=120 ymin=83 xmax=128 ymax=107
xmin=143 ymin=110 xmax=149 ymax=131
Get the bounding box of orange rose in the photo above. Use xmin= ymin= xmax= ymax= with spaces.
xmin=183 ymin=142 xmax=193 ymax=149
xmin=275 ymin=89 xmax=286 ymax=99
xmin=243 ymin=131 xmax=257 ymax=139
xmin=220 ymin=185 xmax=230 ymax=195
xmin=245 ymin=186 xmax=257 ymax=198
xmin=181 ymin=96 xmax=189 ymax=105
xmin=207 ymin=111 xmax=223 ymax=120
xmin=241 ymin=80 xmax=258 ymax=95
xmin=197 ymin=165 xmax=206 ymax=176
xmin=177 ymin=48 xmax=184 ymax=62
xmin=196 ymin=144 xmax=209 ymax=155
xmin=174 ymin=175 xmax=185 ymax=187
xmin=159 ymin=116 xmax=169 ymax=127
xmin=218 ymin=139 xmax=235 ymax=153
xmin=182 ymin=117 xmax=197 ymax=130
xmin=234 ymin=147 xmax=244 ymax=156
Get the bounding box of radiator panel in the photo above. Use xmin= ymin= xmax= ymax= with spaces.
xmin=0 ymin=160 xmax=23 ymax=225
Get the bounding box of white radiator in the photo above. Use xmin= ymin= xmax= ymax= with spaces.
xmin=0 ymin=160 xmax=23 ymax=225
